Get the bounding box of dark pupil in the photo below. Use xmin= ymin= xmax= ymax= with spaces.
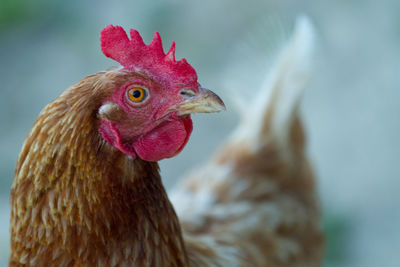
xmin=132 ymin=90 xmax=142 ymax=98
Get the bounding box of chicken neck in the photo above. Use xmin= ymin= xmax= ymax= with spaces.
xmin=10 ymin=76 xmax=188 ymax=266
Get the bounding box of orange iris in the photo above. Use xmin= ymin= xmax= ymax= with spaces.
xmin=127 ymin=87 xmax=147 ymax=103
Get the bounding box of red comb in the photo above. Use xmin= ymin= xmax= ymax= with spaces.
xmin=100 ymin=25 xmax=197 ymax=83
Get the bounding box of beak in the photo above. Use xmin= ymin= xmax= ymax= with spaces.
xmin=174 ymin=87 xmax=226 ymax=116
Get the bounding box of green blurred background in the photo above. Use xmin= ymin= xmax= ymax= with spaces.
xmin=1 ymin=0 xmax=399 ymax=266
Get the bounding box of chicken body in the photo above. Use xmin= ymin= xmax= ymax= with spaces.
xmin=171 ymin=17 xmax=323 ymax=266
xmin=10 ymin=18 xmax=323 ymax=266
xmin=10 ymin=72 xmax=190 ymax=266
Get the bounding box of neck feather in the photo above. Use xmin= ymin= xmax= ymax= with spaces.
xmin=10 ymin=72 xmax=188 ymax=266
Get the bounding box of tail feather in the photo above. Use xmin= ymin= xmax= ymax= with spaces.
xmin=231 ymin=16 xmax=315 ymax=158
xmin=171 ymin=16 xmax=323 ymax=266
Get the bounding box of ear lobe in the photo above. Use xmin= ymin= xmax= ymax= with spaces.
xmin=98 ymin=102 xmax=124 ymax=122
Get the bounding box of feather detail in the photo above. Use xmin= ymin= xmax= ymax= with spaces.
xmin=10 ymin=17 xmax=322 ymax=267
xmin=10 ymin=70 xmax=189 ymax=266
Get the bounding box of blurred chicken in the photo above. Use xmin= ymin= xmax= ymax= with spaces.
xmin=171 ymin=16 xmax=323 ymax=266
xmin=10 ymin=16 xmax=322 ymax=266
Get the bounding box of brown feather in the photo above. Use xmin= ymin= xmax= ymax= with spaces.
xmin=11 ymin=17 xmax=323 ymax=266
xmin=10 ymin=70 xmax=188 ymax=266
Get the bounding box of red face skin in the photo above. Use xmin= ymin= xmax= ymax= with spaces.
xmin=98 ymin=69 xmax=200 ymax=162
xmin=97 ymin=25 xmax=205 ymax=162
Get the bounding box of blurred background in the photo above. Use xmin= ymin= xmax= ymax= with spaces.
xmin=1 ymin=0 xmax=399 ymax=266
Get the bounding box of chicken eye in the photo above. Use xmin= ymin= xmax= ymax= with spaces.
xmin=127 ymin=87 xmax=148 ymax=103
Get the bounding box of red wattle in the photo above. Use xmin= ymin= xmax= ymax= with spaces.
xmin=173 ymin=116 xmax=193 ymax=156
xmin=133 ymin=116 xmax=192 ymax=162
xmin=99 ymin=119 xmax=137 ymax=159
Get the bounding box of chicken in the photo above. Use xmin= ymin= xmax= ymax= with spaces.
xmin=9 ymin=16 xmax=323 ymax=266
xmin=171 ymin=17 xmax=324 ymax=266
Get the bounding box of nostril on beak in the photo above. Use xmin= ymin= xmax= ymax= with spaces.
xmin=179 ymin=88 xmax=196 ymax=99
xmin=172 ymin=87 xmax=225 ymax=116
